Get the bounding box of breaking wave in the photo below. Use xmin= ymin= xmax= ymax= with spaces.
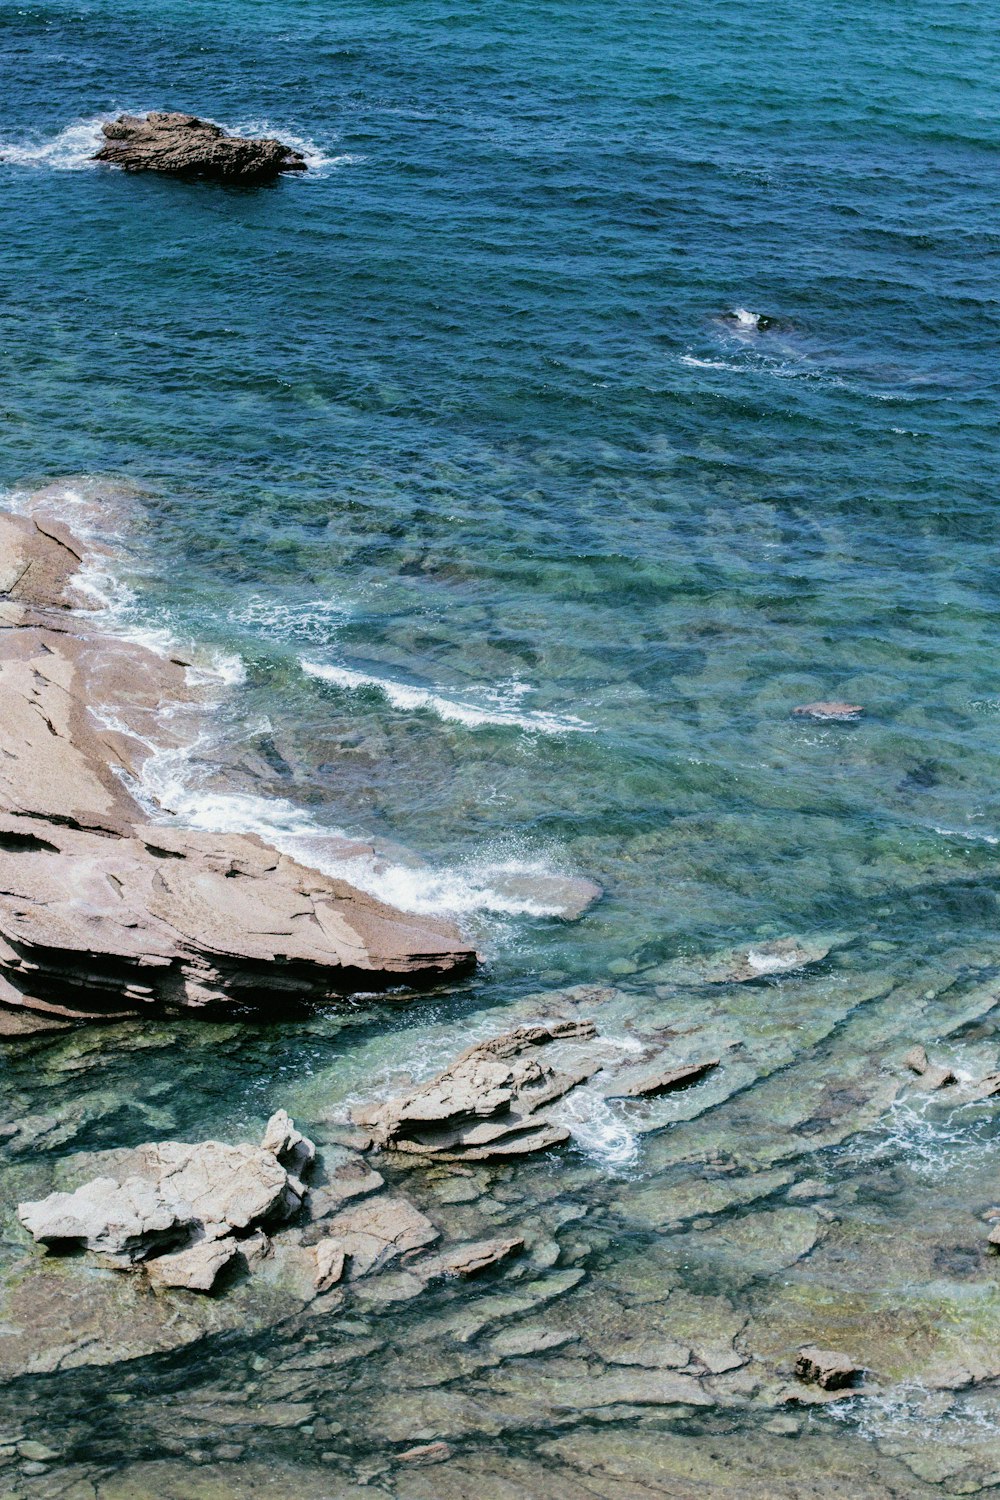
xmin=301 ymin=659 xmax=593 ymax=734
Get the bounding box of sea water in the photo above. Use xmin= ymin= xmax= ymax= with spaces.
xmin=2 ymin=0 xmax=1000 ymax=1493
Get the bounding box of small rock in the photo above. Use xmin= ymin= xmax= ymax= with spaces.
xmin=17 ymin=1441 xmax=58 ymax=1462
xmin=917 ymin=1063 xmax=956 ymax=1091
xmin=791 ymin=702 xmax=864 ymax=722
xmin=903 ymin=1045 xmax=928 ymax=1074
xmin=794 ymin=1346 xmax=861 ymax=1391
xmin=762 ymin=1416 xmax=800 ymax=1437
xmin=147 ymin=1235 xmax=238 ymax=1292
xmin=262 ymin=1110 xmax=316 ymax=1177
xmin=314 ymin=1240 xmax=346 ymax=1292
xmin=397 ymin=1441 xmax=452 ymax=1465
xmin=417 ymin=1236 xmax=524 ymax=1283
xmin=987 ymin=1224 xmax=1000 ymax=1250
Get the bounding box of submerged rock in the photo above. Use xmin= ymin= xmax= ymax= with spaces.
xmin=655 ymin=936 xmax=833 ymax=987
xmin=605 ymin=1056 xmax=720 ymax=1099
xmin=791 ymin=701 xmax=864 ymax=722
xmin=94 ymin=112 xmax=307 ymax=182
xmin=0 ymin=509 xmax=475 ymax=1025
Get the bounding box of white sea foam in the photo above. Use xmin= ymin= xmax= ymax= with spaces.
xmin=680 ymin=355 xmax=736 ymax=371
xmin=132 ymin=744 xmax=587 ymax=919
xmin=837 ymin=1094 xmax=995 ymax=1181
xmin=301 ymin=659 xmax=593 ymax=735
xmin=0 ymin=116 xmax=106 ymax=170
xmin=731 ymin=307 xmax=763 ymax=328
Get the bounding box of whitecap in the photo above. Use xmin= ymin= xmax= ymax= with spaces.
xmin=0 ymin=116 xmax=106 ymax=171
xmin=300 ymin=659 xmax=593 ymax=735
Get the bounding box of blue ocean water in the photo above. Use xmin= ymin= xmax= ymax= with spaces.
xmin=3 ymin=4 xmax=1000 ymax=1488
xmin=3 ymin=0 xmax=1000 ymax=996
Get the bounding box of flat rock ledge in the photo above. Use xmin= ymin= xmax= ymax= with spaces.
xmin=0 ymin=507 xmax=475 ymax=1027
xmin=94 ymin=112 xmax=307 ymax=182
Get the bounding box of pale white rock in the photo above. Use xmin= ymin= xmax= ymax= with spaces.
xmin=147 ymin=1236 xmax=238 ymax=1292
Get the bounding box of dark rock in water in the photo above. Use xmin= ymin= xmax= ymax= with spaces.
xmin=897 ymin=760 xmax=940 ymax=793
xmin=794 ymin=1346 xmax=861 ymax=1391
xmin=93 ymin=112 xmax=307 ymax=183
xmin=791 ymin=701 xmax=864 ymax=722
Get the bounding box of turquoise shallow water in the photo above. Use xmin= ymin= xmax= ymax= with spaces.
xmin=3 ymin=1 xmax=1000 ymax=1494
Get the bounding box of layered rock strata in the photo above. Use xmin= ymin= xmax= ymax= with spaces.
xmin=94 ymin=112 xmax=307 ymax=182
xmin=0 ymin=509 xmax=475 ymax=1026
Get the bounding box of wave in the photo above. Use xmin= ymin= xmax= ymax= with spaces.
xmin=130 ymin=754 xmax=590 ymax=919
xmin=300 ymin=659 xmax=593 ymax=735
xmin=0 ymin=116 xmax=107 ymax=170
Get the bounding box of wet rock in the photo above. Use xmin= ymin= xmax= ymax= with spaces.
xmin=397 ymin=1441 xmax=452 ymax=1465
xmin=606 ymin=1057 xmax=720 ymax=1099
xmin=0 ymin=509 xmax=476 ymax=1026
xmin=354 ymin=1020 xmax=599 ymax=1161
xmin=146 ymin=1235 xmax=238 ymax=1292
xmin=794 ymin=1346 xmax=861 ymax=1391
xmin=94 ymin=112 xmax=307 ymax=182
xmin=319 ymin=1194 xmax=440 ymax=1278
xmin=791 ymin=701 xmax=864 ymax=722
xmin=902 ymin=1045 xmax=956 ymax=1090
xmin=417 ymin=1236 xmax=524 ymax=1283
xmin=969 ymin=1072 xmax=1000 ymax=1100
xmin=314 ymin=1241 xmax=346 ymax=1292
xmin=655 ymin=936 xmax=833 ymax=987
xmin=18 ymin=1139 xmax=291 ymax=1263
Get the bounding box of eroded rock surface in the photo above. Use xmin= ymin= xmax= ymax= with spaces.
xmin=94 ymin=112 xmax=307 ymax=182
xmin=354 ymin=1020 xmax=602 ymax=1160
xmin=0 ymin=509 xmax=475 ymax=1024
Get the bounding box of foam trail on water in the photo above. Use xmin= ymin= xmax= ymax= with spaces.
xmin=301 ymin=659 xmax=593 ymax=734
xmin=0 ymin=116 xmax=106 ymax=170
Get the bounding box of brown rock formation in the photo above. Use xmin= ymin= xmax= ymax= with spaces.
xmin=93 ymin=112 xmax=307 ymax=182
xmin=0 ymin=509 xmax=475 ymax=1025
xmin=354 ymin=1020 xmax=601 ymax=1160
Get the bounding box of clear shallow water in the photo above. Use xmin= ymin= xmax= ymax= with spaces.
xmin=3 ymin=1 xmax=1000 ymax=1495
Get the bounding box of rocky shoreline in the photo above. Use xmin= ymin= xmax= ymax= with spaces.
xmin=0 ymin=506 xmax=475 ymax=1031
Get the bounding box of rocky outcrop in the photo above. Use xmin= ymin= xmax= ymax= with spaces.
xmin=0 ymin=508 xmax=475 ymax=1024
xmin=354 ymin=1020 xmax=602 ymax=1160
xmin=93 ymin=112 xmax=307 ymax=182
xmin=18 ymin=1136 xmax=295 ymax=1267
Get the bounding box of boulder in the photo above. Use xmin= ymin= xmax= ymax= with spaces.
xmin=18 ymin=1139 xmax=292 ymax=1264
xmin=262 ymin=1110 xmax=316 ymax=1177
xmin=93 ymin=112 xmax=307 ymax=183
xmin=794 ymin=1346 xmax=861 ymax=1391
xmin=319 ymin=1195 xmax=440 ymax=1278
